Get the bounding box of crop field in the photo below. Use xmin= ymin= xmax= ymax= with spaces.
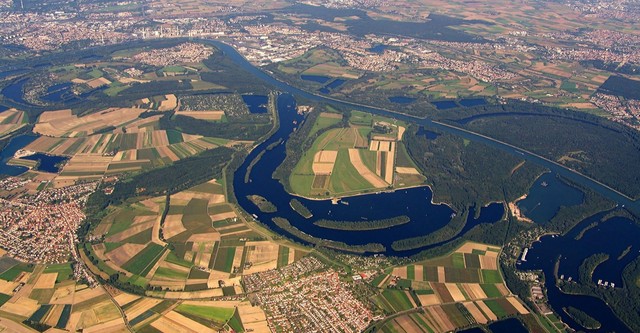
xmin=122 ymin=298 xmax=265 ymax=333
xmin=291 ymin=112 xmax=421 ymax=197
xmin=0 ymin=108 xmax=27 ymax=138
xmin=34 ymin=108 xmax=147 ymax=137
xmin=89 ymin=175 xmax=303 ymax=297
xmin=371 ymin=242 xmax=529 ymax=331
xmin=0 ymin=262 xmax=126 ymax=332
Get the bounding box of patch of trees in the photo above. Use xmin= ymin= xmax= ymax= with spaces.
xmin=271 ymin=217 xmax=385 ymax=253
xmin=224 ymin=150 xmax=247 ymax=204
xmin=290 ymin=199 xmax=313 ymax=218
xmin=404 ymin=125 xmax=544 ymax=210
xmin=314 ymin=216 xmax=410 ymax=231
xmin=159 ymin=112 xmax=271 ymax=141
xmin=247 ymin=195 xmax=277 ymax=213
xmin=563 ymin=307 xmax=601 ymax=330
xmin=390 ymin=210 xmax=468 ymax=251
xmin=200 ymin=53 xmax=273 ymax=93
xmin=120 ymin=80 xmax=193 ymax=99
xmin=462 ymin=113 xmax=640 ymax=199
xmin=92 ymin=125 xmax=116 ymax=135
xmin=578 ymin=253 xmax=610 ymax=285
xmin=581 ymin=60 xmax=640 ymax=75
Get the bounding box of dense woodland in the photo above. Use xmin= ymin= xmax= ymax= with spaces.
xmin=404 ymin=125 xmax=544 ymax=210
xmin=160 ymin=112 xmax=272 ymax=141
xmin=462 ymin=113 xmax=640 ymax=199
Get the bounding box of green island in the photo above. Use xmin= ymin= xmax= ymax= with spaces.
xmin=247 ymin=195 xmax=278 ymax=213
xmin=272 ymin=217 xmax=385 ymax=253
xmin=289 ymin=199 xmax=313 ymax=218
xmin=313 ymin=215 xmax=410 ymax=231
xmin=578 ymin=253 xmax=610 ymax=285
xmin=563 ymin=307 xmax=601 ymax=329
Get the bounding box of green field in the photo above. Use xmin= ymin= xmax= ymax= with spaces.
xmin=484 ymin=299 xmax=509 ymax=317
xmin=480 ymin=284 xmax=503 ymax=298
xmin=213 ymin=247 xmax=236 ymax=273
xmin=0 ymin=263 xmax=34 ymax=281
xmin=44 ymin=263 xmax=73 ymax=282
xmin=277 ymin=246 xmax=289 ymax=268
xmin=175 ymin=304 xmax=235 ymax=324
xmin=291 ymin=116 xmax=393 ymax=196
xmin=154 ymin=267 xmax=188 ymax=280
xmin=309 ymin=113 xmax=342 ymax=137
xmin=481 ymin=269 xmax=503 ymax=283
xmin=122 ymin=243 xmax=165 ymax=276
xmin=382 ymin=289 xmax=414 ymax=312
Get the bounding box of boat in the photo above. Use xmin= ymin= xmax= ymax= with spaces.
xmin=541 ymin=181 xmax=548 ymax=187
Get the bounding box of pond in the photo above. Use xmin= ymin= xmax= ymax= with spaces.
xmin=432 ymin=100 xmax=459 ymax=110
xmin=368 ymin=44 xmax=388 ymax=54
xmin=459 ymin=98 xmax=487 ymax=107
xmin=301 ymin=75 xmax=330 ymax=84
xmin=241 ymin=94 xmax=269 ymax=114
xmin=20 ymin=153 xmax=69 ymax=173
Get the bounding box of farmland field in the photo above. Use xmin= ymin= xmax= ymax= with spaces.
xmin=370 ymin=242 xmax=528 ymax=331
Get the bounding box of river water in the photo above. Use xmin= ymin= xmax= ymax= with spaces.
xmin=207 ymin=40 xmax=639 ymax=331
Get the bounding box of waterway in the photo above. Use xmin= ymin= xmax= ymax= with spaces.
xmin=206 ymin=40 xmax=640 ymax=331
xmin=206 ymin=40 xmax=639 ymax=216
xmin=520 ymin=210 xmax=638 ymax=332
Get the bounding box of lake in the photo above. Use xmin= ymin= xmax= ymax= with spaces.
xmin=520 ymin=210 xmax=638 ymax=332
xmin=459 ymin=98 xmax=487 ymax=107
xmin=517 ymin=173 xmax=584 ymax=224
xmin=432 ymin=100 xmax=459 ymax=110
xmin=20 ymin=153 xmax=69 ymax=173
xmin=325 ymin=79 xmax=346 ymax=89
xmin=241 ymin=94 xmax=269 ymax=114
xmin=0 ymin=134 xmax=39 ymax=176
xmin=301 ymin=75 xmax=330 ymax=84
xmin=389 ymin=96 xmax=416 ymax=104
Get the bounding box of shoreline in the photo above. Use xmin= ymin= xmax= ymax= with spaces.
xmin=509 ymin=193 xmax=533 ymax=223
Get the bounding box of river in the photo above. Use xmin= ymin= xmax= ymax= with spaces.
xmin=206 ymin=40 xmax=639 ymax=216
xmin=209 ymin=40 xmax=639 ymax=331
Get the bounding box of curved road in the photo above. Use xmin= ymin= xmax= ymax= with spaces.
xmin=206 ymin=39 xmax=639 ymax=215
